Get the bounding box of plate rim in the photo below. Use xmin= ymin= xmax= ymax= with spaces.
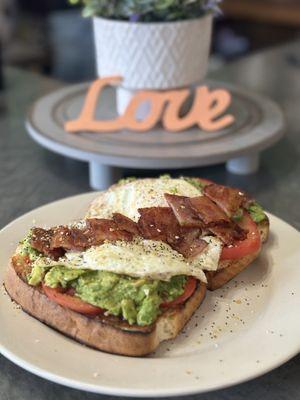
xmin=0 ymin=342 xmax=298 ymax=398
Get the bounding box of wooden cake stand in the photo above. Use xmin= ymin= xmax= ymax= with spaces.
xmin=26 ymin=80 xmax=285 ymax=190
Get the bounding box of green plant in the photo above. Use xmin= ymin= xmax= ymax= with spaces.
xmin=69 ymin=0 xmax=221 ymax=21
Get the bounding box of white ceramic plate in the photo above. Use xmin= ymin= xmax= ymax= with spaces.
xmin=0 ymin=193 xmax=299 ymax=397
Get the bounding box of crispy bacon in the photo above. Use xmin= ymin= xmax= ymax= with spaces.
xmin=85 ymin=218 xmax=134 ymax=243
xmin=138 ymin=207 xmax=207 ymax=259
xmin=51 ymin=226 xmax=91 ymax=251
xmin=138 ymin=207 xmax=177 ymax=242
xmin=188 ymin=196 xmax=247 ymax=245
xmin=30 ymin=227 xmax=65 ymax=260
xmin=30 ymin=218 xmax=135 ymax=258
xmin=173 ymin=234 xmax=208 ymax=259
xmin=204 ymin=184 xmax=246 ymax=217
xmin=165 ymin=194 xmax=247 ymax=245
xmin=208 ymin=221 xmax=247 ymax=245
xmin=188 ymin=196 xmax=229 ymax=225
xmin=30 ymin=184 xmax=250 ymax=263
xmin=164 ymin=193 xmax=203 ymax=228
xmin=30 ymin=227 xmax=52 ymax=253
xmin=112 ymin=213 xmax=140 ymax=235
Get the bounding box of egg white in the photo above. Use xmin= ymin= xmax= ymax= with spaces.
xmin=86 ymin=177 xmax=202 ymax=222
xmin=36 ymin=236 xmax=222 ymax=283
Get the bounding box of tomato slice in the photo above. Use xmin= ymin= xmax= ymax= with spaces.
xmin=161 ymin=277 xmax=197 ymax=308
xmin=42 ymin=284 xmax=103 ymax=316
xmin=220 ymin=212 xmax=261 ymax=260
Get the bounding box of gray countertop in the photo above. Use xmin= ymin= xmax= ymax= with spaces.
xmin=0 ymin=40 xmax=300 ymax=399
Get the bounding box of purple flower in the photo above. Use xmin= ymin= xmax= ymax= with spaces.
xmin=130 ymin=13 xmax=141 ymax=22
xmin=203 ymin=0 xmax=222 ymax=14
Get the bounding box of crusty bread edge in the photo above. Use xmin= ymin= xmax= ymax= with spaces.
xmin=206 ymin=217 xmax=270 ymax=291
xmin=4 ymin=262 xmax=206 ymax=357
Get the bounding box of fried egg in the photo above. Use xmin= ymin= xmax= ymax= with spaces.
xmin=35 ymin=236 xmax=222 ymax=283
xmin=86 ymin=177 xmax=202 ymax=222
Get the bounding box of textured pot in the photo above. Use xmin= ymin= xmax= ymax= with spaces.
xmin=93 ymin=15 xmax=212 ymax=115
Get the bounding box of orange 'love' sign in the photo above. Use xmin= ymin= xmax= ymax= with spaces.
xmin=65 ymin=76 xmax=235 ymax=133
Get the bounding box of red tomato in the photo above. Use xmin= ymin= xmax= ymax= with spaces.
xmin=42 ymin=284 xmax=103 ymax=316
xmin=220 ymin=212 xmax=261 ymax=260
xmin=161 ymin=277 xmax=197 ymax=308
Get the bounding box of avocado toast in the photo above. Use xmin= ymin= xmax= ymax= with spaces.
xmin=4 ymin=177 xmax=269 ymax=356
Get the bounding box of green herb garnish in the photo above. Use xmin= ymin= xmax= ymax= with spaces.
xmin=118 ymin=176 xmax=137 ymax=185
xmin=159 ymin=174 xmax=171 ymax=179
xmin=182 ymin=177 xmax=206 ymax=192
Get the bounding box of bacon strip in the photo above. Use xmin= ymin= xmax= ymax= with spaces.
xmin=204 ymin=184 xmax=246 ymax=217
xmin=138 ymin=207 xmax=207 ymax=259
xmin=164 ymin=193 xmax=203 ymax=228
xmin=112 ymin=213 xmax=140 ymax=235
xmin=174 ymin=234 xmax=208 ymax=259
xmin=30 ymin=184 xmax=249 ymax=261
xmin=31 ymin=218 xmax=135 ymax=258
xmin=165 ymin=194 xmax=247 ymax=245
xmin=31 ymin=228 xmax=65 ymax=260
xmin=138 ymin=207 xmax=176 ymax=242
xmin=31 ymin=210 xmax=208 ymax=260
xmin=86 ymin=218 xmax=134 ymax=243
xmin=188 ymin=196 xmax=229 ymax=225
xmin=208 ymin=222 xmax=247 ymax=245
xmin=51 ymin=226 xmax=91 ymax=251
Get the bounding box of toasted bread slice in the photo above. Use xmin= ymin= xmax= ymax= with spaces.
xmin=4 ymin=261 xmax=206 ymax=357
xmin=206 ymin=217 xmax=269 ymax=290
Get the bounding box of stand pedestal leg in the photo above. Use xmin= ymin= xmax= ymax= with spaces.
xmin=226 ymin=153 xmax=260 ymax=175
xmin=89 ymin=162 xmax=123 ymax=190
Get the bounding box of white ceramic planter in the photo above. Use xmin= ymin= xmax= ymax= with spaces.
xmin=93 ymin=15 xmax=212 ymax=115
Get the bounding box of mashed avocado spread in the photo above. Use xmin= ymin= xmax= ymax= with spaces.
xmin=246 ymin=202 xmax=266 ymax=223
xmin=19 ymin=233 xmax=40 ymax=261
xmin=19 ymin=234 xmax=186 ymax=326
xmin=45 ymin=267 xmax=186 ymax=325
xmin=32 ymin=264 xmax=186 ymax=326
xmin=233 ymin=202 xmax=266 ymax=223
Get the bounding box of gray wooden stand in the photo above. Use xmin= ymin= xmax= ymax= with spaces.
xmin=26 ymin=80 xmax=285 ymax=190
xmin=89 ymin=162 xmax=122 ymax=190
xmin=226 ymin=153 xmax=260 ymax=175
